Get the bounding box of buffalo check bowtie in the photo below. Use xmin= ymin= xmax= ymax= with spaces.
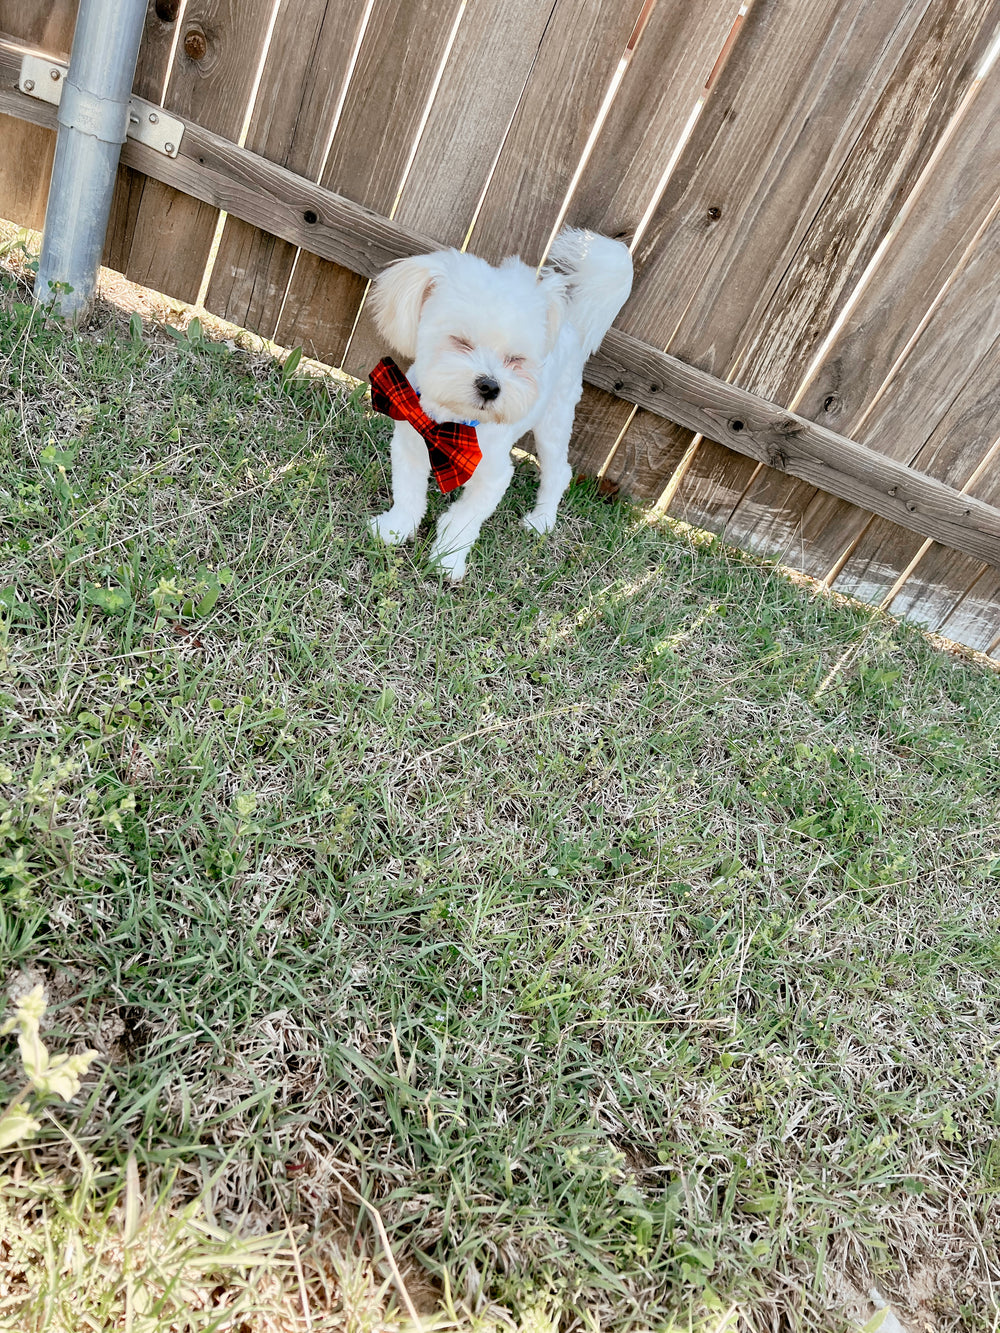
xmin=368 ymin=357 xmax=482 ymax=494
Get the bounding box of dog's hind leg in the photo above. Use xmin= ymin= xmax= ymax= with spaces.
xmin=524 ymin=407 xmax=574 ymax=534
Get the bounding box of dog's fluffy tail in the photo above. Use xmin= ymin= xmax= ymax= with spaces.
xmin=545 ymin=227 xmax=633 ymax=357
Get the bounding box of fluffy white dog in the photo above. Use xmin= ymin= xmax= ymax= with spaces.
xmin=367 ymin=227 xmax=633 ymax=581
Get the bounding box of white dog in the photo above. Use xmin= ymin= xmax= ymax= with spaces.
xmin=367 ymin=227 xmax=633 ymax=581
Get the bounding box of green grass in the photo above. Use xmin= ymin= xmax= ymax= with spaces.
xmin=1 ymin=244 xmax=1000 ymax=1332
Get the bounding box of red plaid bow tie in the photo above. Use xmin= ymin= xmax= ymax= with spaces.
xmin=369 ymin=357 xmax=482 ymax=494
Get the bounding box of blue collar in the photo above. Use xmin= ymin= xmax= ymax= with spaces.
xmin=411 ymin=380 xmax=479 ymax=428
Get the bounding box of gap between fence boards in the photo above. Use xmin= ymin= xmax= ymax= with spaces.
xmin=1 ymin=34 xmax=997 ymax=571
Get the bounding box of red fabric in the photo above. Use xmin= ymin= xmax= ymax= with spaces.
xmin=369 ymin=357 xmax=482 ymax=494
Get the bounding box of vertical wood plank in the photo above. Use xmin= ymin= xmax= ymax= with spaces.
xmin=104 ymin=1 xmax=188 ymax=276
xmin=564 ymin=1 xmax=742 ymax=241
xmin=466 ymin=0 xmax=644 ymax=267
xmin=201 ymin=0 xmax=371 ymax=337
xmin=0 ymin=0 xmax=78 ymax=229
xmin=343 ymin=0 xmax=558 ymax=376
xmin=372 ymin=0 xmax=558 ymax=249
xmin=714 ymin=8 xmax=1000 ymax=573
xmin=846 ymin=330 xmax=1000 ymax=651
xmin=889 ymin=558 xmax=999 ymax=652
xmin=592 ymin=0 xmax=940 ymax=504
xmin=913 ymin=566 xmax=1000 ymax=654
xmin=273 ymin=0 xmax=466 ymax=367
xmin=613 ymin=0 xmax=1000 ymax=533
xmin=560 ymin=0 xmax=744 ymax=479
xmin=827 ymin=234 xmax=1000 ymax=608
xmin=0 ymin=0 xmax=77 ymax=46
xmin=109 ymin=0 xmax=277 ymax=303
xmin=589 ymin=405 xmax=690 ymax=503
xmin=729 ymin=66 xmax=1000 ymax=608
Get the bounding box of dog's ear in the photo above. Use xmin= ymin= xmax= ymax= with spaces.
xmin=369 ymin=253 xmax=447 ymax=358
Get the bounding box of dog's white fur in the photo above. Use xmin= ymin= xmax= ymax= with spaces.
xmin=368 ymin=227 xmax=633 ymax=581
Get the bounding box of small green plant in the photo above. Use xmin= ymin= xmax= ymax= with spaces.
xmin=0 ymin=985 xmax=98 ymax=1149
xmin=83 ymin=581 xmax=132 ymax=614
xmin=149 ymin=564 xmax=234 ymax=625
xmin=164 ymin=314 xmax=204 ymax=349
xmin=0 ymin=226 xmax=39 ymax=272
xmin=279 ymin=344 xmax=303 ymax=390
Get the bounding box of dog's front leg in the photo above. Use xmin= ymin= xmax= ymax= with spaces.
xmin=429 ymin=451 xmax=514 ymax=581
xmin=370 ymin=421 xmax=431 ymax=544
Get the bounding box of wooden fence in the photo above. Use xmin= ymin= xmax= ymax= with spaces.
xmin=2 ymin=0 xmax=1000 ymax=654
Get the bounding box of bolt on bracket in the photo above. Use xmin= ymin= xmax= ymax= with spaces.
xmin=19 ymin=52 xmax=184 ymax=157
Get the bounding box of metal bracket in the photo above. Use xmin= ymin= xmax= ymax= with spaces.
xmin=19 ymin=52 xmax=184 ymax=157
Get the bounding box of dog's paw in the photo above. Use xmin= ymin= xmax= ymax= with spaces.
xmin=522 ymin=508 xmax=557 ymax=535
xmin=432 ymin=553 xmax=467 ymax=584
xmin=370 ymin=510 xmax=417 ymax=545
xmin=428 ymin=541 xmax=468 ymax=583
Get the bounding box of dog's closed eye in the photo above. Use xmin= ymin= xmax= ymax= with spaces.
xmin=504 ymin=354 xmax=526 ymax=369
xmin=450 ymin=336 xmax=475 ymax=353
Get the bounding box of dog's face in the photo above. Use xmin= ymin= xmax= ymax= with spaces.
xmin=370 ymin=250 xmax=564 ymax=425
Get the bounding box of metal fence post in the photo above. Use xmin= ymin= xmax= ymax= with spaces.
xmin=33 ymin=0 xmax=148 ymax=323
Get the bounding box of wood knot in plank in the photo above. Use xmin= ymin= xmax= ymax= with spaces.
xmin=184 ymin=27 xmax=208 ymax=60
xmin=774 ymin=416 xmax=802 ymax=437
xmin=766 ymin=445 xmax=788 ymax=470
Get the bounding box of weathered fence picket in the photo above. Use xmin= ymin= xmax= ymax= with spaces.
xmin=717 ymin=3 xmax=1000 ymax=567
xmin=202 ymin=0 xmax=372 ymax=338
xmin=0 ymin=0 xmax=76 ymax=229
xmin=577 ymin=0 xmax=938 ymax=499
xmin=272 ymin=0 xmax=469 ymax=366
xmin=342 ymin=0 xmax=561 ymax=378
xmin=113 ymin=0 xmax=279 ymax=302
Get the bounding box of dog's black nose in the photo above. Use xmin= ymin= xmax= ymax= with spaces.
xmin=475 ymin=375 xmax=501 ymax=402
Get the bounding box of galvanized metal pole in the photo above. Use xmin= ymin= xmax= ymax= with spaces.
xmin=34 ymin=0 xmax=148 ymax=323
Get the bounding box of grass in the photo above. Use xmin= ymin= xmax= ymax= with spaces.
xmin=1 ymin=236 xmax=1000 ymax=1332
